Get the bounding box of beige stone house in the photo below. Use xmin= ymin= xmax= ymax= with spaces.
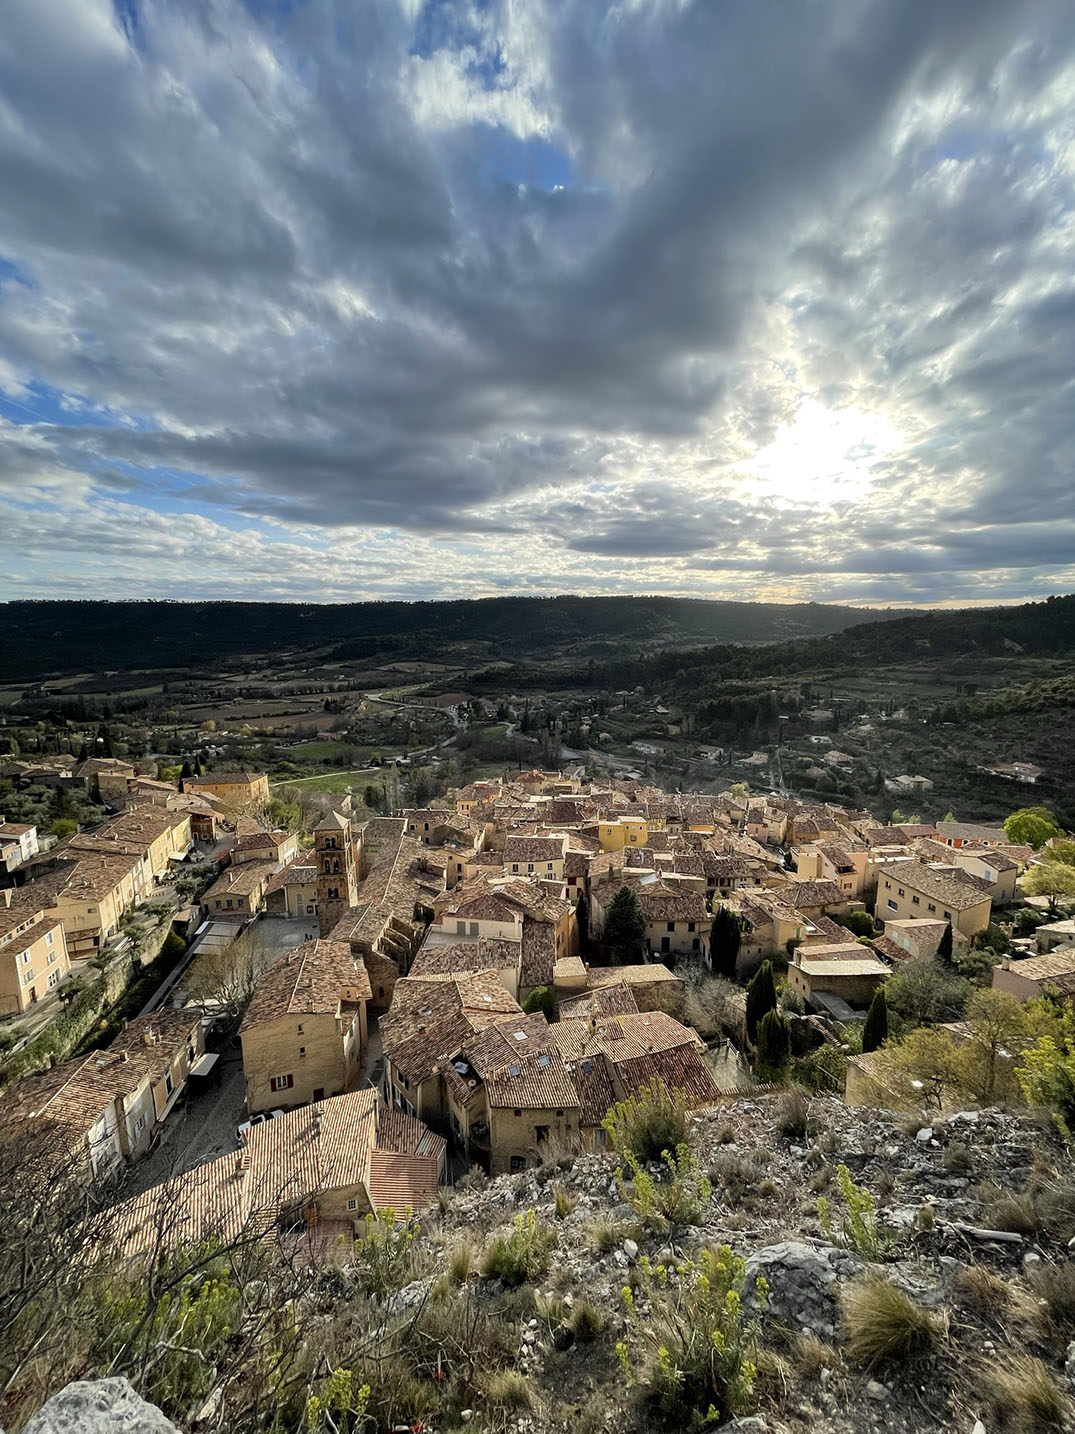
xmin=264 ymin=858 xmax=319 ymax=920
xmin=231 ymin=829 xmax=299 ymax=869
xmin=0 ymin=894 xmax=70 ymax=1013
xmin=787 ymin=944 xmax=889 ymax=1011
xmin=380 ymin=969 xmax=523 ymax=1122
xmin=22 ymin=848 xmax=145 ymax=956
xmin=876 ymin=860 xmax=992 ymax=939
xmin=503 ymin=833 xmax=568 ymax=882
xmin=185 ymin=771 xmax=270 ymax=811
xmin=205 ymin=859 xmax=278 ymax=919
xmin=240 ymin=939 xmax=371 ymax=1114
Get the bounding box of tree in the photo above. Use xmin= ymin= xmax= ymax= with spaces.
xmin=936 ymin=921 xmax=954 ymax=967
xmin=843 ymin=910 xmax=875 ymax=939
xmin=575 ymin=892 xmax=591 ymax=952
xmin=755 ymin=1008 xmax=791 ymax=1080
xmin=709 ymin=905 xmax=741 ymax=981
xmin=1022 ymin=861 xmax=1075 ymax=915
xmin=179 ymin=760 xmax=193 ymax=780
xmin=603 ymin=886 xmax=647 ymax=961
xmin=885 ymin=956 xmax=969 ymax=1027
xmin=745 ymin=960 xmax=777 ymax=1043
xmin=862 ymin=987 xmax=888 ymax=1053
xmin=1044 ymin=839 xmax=1075 ymax=867
xmin=1005 ymin=806 xmax=1062 ymax=849
xmin=49 ymin=818 xmax=77 ymax=839
xmin=1016 ymin=1004 xmax=1075 ymax=1131
xmin=186 ymin=926 xmax=266 ymax=1022
xmin=521 ymin=986 xmax=556 ymax=1021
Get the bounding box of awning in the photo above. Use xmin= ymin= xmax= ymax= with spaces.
xmin=190 ymin=1053 xmax=220 ymax=1077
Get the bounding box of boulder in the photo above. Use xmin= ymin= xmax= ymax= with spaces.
xmin=744 ymin=1241 xmax=862 ymax=1339
xmin=20 ymin=1379 xmax=180 ymax=1434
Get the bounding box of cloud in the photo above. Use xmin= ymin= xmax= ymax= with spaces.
xmin=1 ymin=0 xmax=1074 ymax=604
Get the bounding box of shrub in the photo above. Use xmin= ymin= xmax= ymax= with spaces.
xmin=982 ymin=1353 xmax=1072 ymax=1431
xmin=842 ymin=1275 xmax=944 ymax=1366
xmin=616 ymin=1143 xmax=712 ymax=1234
xmin=568 ymin=1297 xmax=607 ymax=1343
xmin=482 ymin=1210 xmax=555 ymax=1288
xmin=1031 ymin=1261 xmax=1075 ymax=1334
xmin=602 ymin=1077 xmax=691 ymax=1163
xmin=553 ymin=1184 xmax=576 ymax=1220
xmin=817 ymin=1164 xmax=893 ymax=1261
xmin=773 ymin=1088 xmax=812 ymax=1139
xmin=447 ymin=1239 xmax=477 ymax=1287
xmin=522 ymin=985 xmax=556 ymax=1020
xmin=861 ymin=988 xmax=888 ymax=1053
xmin=618 ymin=1244 xmax=763 ymax=1429
xmin=352 ymin=1210 xmax=426 ymax=1298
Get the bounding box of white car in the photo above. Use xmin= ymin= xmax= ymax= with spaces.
xmin=237 ymin=1109 xmax=286 ymax=1140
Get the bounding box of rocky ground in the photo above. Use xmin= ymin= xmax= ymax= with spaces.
xmin=8 ymin=1094 xmax=1075 ymax=1434
xmin=412 ymin=1094 xmax=1075 ymax=1434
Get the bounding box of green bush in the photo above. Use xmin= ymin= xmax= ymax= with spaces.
xmin=618 ymin=1245 xmax=764 ymax=1429
xmin=602 ymin=1077 xmax=691 ymax=1163
xmin=615 ymin=1143 xmax=712 ymax=1234
xmin=817 ymin=1164 xmax=894 ymax=1261
xmin=481 ymin=1210 xmax=556 ymax=1287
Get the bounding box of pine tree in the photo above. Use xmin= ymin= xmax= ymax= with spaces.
xmin=755 ymin=1008 xmax=791 ymax=1079
xmin=180 ymin=760 xmax=193 ymax=780
xmin=937 ymin=922 xmax=954 ymax=967
xmin=745 ymin=960 xmax=777 ymax=1042
xmin=603 ymin=886 xmax=647 ymax=961
xmin=862 ymin=987 xmax=888 ymax=1053
xmin=709 ymin=905 xmax=741 ymax=980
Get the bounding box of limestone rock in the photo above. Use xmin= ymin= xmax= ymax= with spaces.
xmin=21 ymin=1379 xmax=180 ymax=1434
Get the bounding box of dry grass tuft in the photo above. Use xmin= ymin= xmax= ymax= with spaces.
xmin=568 ymin=1297 xmax=607 ymax=1343
xmin=1031 ymin=1260 xmax=1075 ymax=1335
xmin=792 ymin=1332 xmax=838 ymax=1379
xmin=553 ymin=1184 xmax=577 ymax=1220
xmin=842 ymin=1275 xmax=946 ymax=1367
xmin=953 ymin=1263 xmax=1014 ymax=1316
xmin=483 ymin=1368 xmax=533 ymax=1410
xmin=981 ymin=1353 xmax=1072 ymax=1431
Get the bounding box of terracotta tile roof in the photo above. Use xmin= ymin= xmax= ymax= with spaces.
xmin=109 ymin=1091 xmax=445 ymax=1260
xmin=553 ymin=1011 xmax=721 ymax=1115
xmin=1003 ymin=950 xmax=1075 ymax=991
xmin=636 ymin=882 xmax=707 ymax=924
xmin=558 ymin=983 xmax=639 ymax=1020
xmin=484 ymin=1045 xmax=580 ymax=1111
xmin=870 ymin=933 xmax=914 ymax=965
xmin=520 ymin=918 xmax=557 ymax=988
xmin=409 ymin=938 xmax=522 ymax=977
xmin=205 ymin=859 xmax=278 ymax=900
xmin=771 ymin=879 xmax=847 ymax=910
xmin=380 ymin=971 xmax=522 ymax=1084
xmin=504 ymin=834 xmax=567 ymax=864
xmin=587 ymin=963 xmax=681 ymax=989
xmin=241 ymin=940 xmax=371 ymax=1031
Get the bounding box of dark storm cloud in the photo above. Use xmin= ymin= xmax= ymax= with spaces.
xmin=0 ymin=0 xmax=1074 ymax=598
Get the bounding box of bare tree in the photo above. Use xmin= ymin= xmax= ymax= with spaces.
xmin=185 ymin=925 xmax=269 ymax=1023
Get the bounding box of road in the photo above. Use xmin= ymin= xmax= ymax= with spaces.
xmin=125 ymin=1050 xmax=247 ymax=1195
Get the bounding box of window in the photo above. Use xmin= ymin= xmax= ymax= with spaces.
xmin=23 ymin=968 xmax=35 ymax=984
xmin=20 ymin=951 xmax=30 ymax=965
xmin=928 ymin=903 xmax=936 ymax=913
xmin=688 ymin=922 xmax=696 ymax=932
xmin=897 ymin=888 xmax=905 ymax=897
xmin=47 ymin=969 xmax=59 ymax=988
xmin=271 ymin=1073 xmax=294 ymax=1092
xmin=886 ymin=899 xmax=898 ymax=911
xmin=667 ymin=921 xmax=675 ymax=932
xmin=884 ymin=880 xmax=891 ymax=890
xmin=297 ymin=1023 xmax=304 ymax=1034
xmin=911 ymin=895 xmax=920 ymax=905
xmin=943 ymin=910 xmax=951 ymax=920
xmin=510 ymin=1156 xmax=526 ymax=1172
xmin=165 ymin=1073 xmax=174 ymax=1095
xmin=299 ymin=1047 xmax=306 ymax=1057
xmin=46 ymin=930 xmax=54 ymax=945
xmin=136 ymin=1115 xmax=147 ymax=1133
xmin=514 ymin=1107 xmax=521 ymax=1117
xmin=347 ymin=1198 xmax=359 ymax=1211
xmin=536 ymin=1125 xmax=549 ymax=1144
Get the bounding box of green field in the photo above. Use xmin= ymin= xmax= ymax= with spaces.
xmin=289 ymin=739 xmax=355 ymax=759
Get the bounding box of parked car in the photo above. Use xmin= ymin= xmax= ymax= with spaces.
xmin=237 ymin=1109 xmax=286 ymax=1140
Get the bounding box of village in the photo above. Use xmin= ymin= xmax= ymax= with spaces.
xmin=2 ymin=746 xmax=1073 ymax=1262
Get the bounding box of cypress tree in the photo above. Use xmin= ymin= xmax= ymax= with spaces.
xmin=709 ymin=904 xmax=741 ymax=980
xmin=755 ymin=1008 xmax=791 ymax=1079
xmin=937 ymin=922 xmax=954 ymax=967
xmin=604 ymin=886 xmax=647 ymax=961
xmin=862 ymin=987 xmax=888 ymax=1053
xmin=746 ymin=960 xmax=777 ymax=1042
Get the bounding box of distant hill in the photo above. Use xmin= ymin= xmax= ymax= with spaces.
xmin=0 ymin=596 xmax=911 ymax=682
xmin=518 ymin=592 xmax=1075 ymax=693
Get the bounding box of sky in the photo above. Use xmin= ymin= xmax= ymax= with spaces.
xmin=2 ymin=0 xmax=1075 ymax=607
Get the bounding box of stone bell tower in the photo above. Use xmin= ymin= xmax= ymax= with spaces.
xmin=315 ymin=810 xmax=359 ymax=936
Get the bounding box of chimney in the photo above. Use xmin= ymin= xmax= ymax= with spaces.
xmin=142 ymin=1029 xmax=154 ymax=1046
